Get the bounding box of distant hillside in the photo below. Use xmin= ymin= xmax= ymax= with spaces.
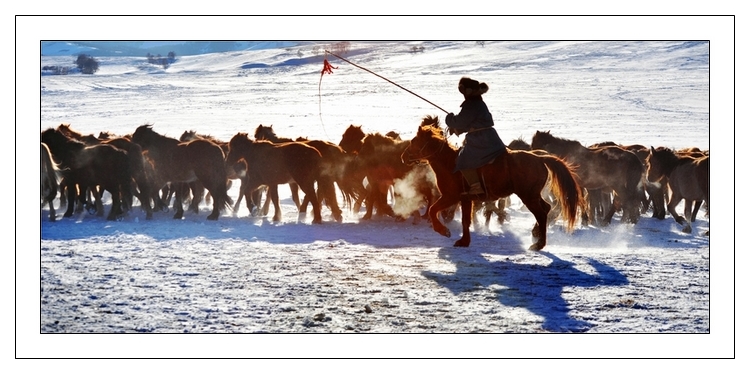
xmin=41 ymin=41 xmax=308 ymax=57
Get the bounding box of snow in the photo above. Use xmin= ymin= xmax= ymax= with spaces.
xmin=18 ymin=16 xmax=737 ymax=362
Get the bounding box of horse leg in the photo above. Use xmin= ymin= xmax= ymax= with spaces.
xmin=260 ymin=186 xmax=272 ymax=216
xmin=172 ymin=183 xmax=185 ymax=219
xmin=289 ymin=183 xmax=301 ymax=210
xmin=690 ymin=200 xmax=702 ymax=222
xmin=188 ymin=181 xmax=203 ymax=214
xmin=427 ymin=195 xmax=461 ymax=239
xmin=58 ymin=183 xmax=67 ymax=210
xmin=681 ymin=199 xmax=694 ymax=233
xmin=268 ymin=185 xmax=282 ymax=222
xmin=138 ymin=179 xmax=153 ymax=220
xmin=106 ymin=187 xmax=122 ymax=221
xmin=48 ymin=200 xmax=56 ymax=222
xmin=520 ymin=195 xmax=550 ymax=251
xmin=319 ymin=180 xmax=342 ymax=222
xmin=63 ymin=181 xmax=76 ymax=217
xmin=454 ymin=199 xmax=474 ymax=247
xmin=300 ymin=182 xmax=322 ymax=224
xmin=362 ymin=189 xmax=376 ymax=220
xmin=666 ymin=191 xmax=687 ymax=230
xmin=93 ymin=187 xmax=105 ymax=217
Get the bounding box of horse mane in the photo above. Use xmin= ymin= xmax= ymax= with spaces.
xmin=385 ymin=131 xmax=401 ymax=140
xmin=533 ymin=130 xmax=584 ymax=148
xmin=508 ymin=137 xmax=531 ymax=151
xmin=255 ymin=124 xmax=293 ymax=143
xmin=417 ymin=124 xmax=457 ymax=151
xmin=181 ymin=130 xmax=222 ymax=144
xmin=56 ymin=123 xmax=84 ymax=139
xmin=419 ymin=115 xmax=441 ymax=128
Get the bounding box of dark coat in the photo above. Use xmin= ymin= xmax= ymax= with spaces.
xmin=445 ymin=96 xmax=507 ymax=172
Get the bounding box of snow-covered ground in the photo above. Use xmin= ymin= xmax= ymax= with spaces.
xmin=19 ymin=16 xmax=736 ymax=361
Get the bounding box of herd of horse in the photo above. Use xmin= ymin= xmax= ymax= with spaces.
xmin=41 ymin=116 xmax=709 ymax=250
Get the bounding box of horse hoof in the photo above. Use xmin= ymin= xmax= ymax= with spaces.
xmin=529 ymin=243 xmax=544 ymax=251
xmin=207 ymin=215 xmax=219 ymax=221
xmin=681 ymin=226 xmax=692 ymax=234
xmin=453 ymin=238 xmax=470 ymax=247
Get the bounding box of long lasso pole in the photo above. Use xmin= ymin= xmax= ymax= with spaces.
xmin=324 ymin=50 xmax=449 ymax=114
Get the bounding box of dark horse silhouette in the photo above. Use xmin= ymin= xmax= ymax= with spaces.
xmin=254 ymin=124 xmax=358 ymax=222
xmin=531 ymin=131 xmax=644 ymax=225
xmin=131 ymin=124 xmax=231 ymax=220
xmin=402 ymin=117 xmax=586 ymax=250
xmin=41 ymin=142 xmax=60 ymax=222
xmin=42 ymin=128 xmax=132 ymax=221
xmin=646 ymin=147 xmax=709 ymax=234
xmin=225 ymin=133 xmax=324 ymax=224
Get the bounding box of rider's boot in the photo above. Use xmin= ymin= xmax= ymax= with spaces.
xmin=460 ymin=169 xmax=484 ymax=196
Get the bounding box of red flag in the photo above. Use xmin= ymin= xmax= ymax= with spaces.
xmin=321 ymin=58 xmax=337 ymax=75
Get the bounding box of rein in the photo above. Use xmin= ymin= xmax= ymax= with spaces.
xmin=408 ymin=137 xmax=446 ymax=163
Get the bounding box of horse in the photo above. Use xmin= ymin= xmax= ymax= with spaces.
xmin=337 ymin=124 xmax=393 ymax=217
xmin=402 ymin=118 xmax=586 ymax=250
xmin=41 ymin=128 xmax=132 ymax=221
xmin=339 ymin=124 xmax=367 ymax=154
xmin=254 ymin=124 xmax=358 ymax=222
xmin=358 ymin=131 xmax=439 ymax=222
xmin=505 ymin=137 xmax=564 ymax=227
xmin=131 ymin=124 xmax=231 ymax=220
xmin=225 ymin=133 xmax=324 ymax=224
xmin=100 ymin=136 xmax=155 ymax=219
xmin=179 ymin=130 xmax=242 ymax=213
xmin=646 ymin=147 xmax=709 ymax=234
xmin=41 ymin=142 xmax=61 ymax=222
xmin=531 ymin=131 xmax=644 ymax=225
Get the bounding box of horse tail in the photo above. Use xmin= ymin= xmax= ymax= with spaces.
xmin=41 ymin=142 xmax=62 ymax=199
xmin=541 ymin=155 xmax=586 ymax=232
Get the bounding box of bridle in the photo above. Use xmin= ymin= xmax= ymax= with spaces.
xmin=405 ymin=136 xmax=446 ymax=164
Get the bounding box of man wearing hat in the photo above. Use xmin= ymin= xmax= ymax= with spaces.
xmin=445 ymin=77 xmax=507 ymax=196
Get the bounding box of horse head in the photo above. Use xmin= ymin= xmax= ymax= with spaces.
xmin=254 ymin=124 xmax=275 ymax=140
xmin=646 ymin=146 xmax=677 ymax=183
xmin=508 ymin=137 xmax=532 ymax=151
xmin=180 ymin=130 xmax=198 ymax=142
xmin=131 ymin=124 xmax=158 ymax=147
xmin=339 ymin=125 xmax=366 ymax=153
xmin=226 ymin=132 xmax=253 ymax=165
xmin=530 ymin=130 xmax=553 ymax=150
xmin=401 ymin=125 xmax=449 ymax=164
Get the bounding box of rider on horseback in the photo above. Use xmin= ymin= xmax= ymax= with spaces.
xmin=445 ymin=77 xmax=507 ymax=196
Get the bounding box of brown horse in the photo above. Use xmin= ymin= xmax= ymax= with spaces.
xmin=225 ymin=133 xmax=324 ymax=224
xmin=42 ymin=128 xmax=132 ymax=221
xmin=179 ymin=130 xmax=242 ymax=214
xmin=531 ymin=131 xmax=644 ymax=225
xmin=402 ymin=120 xmax=586 ymax=250
xmin=339 ymin=124 xmax=367 ymax=154
xmin=254 ymin=124 xmax=357 ymax=222
xmin=358 ymin=131 xmax=439 ymax=221
xmin=100 ymin=136 xmax=155 ymax=219
xmin=646 ymin=147 xmax=709 ymax=234
xmin=131 ymin=124 xmax=231 ymax=220
xmin=41 ymin=142 xmax=60 ymax=222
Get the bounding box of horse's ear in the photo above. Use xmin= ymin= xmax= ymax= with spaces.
xmin=650 ymin=146 xmax=655 ymax=153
